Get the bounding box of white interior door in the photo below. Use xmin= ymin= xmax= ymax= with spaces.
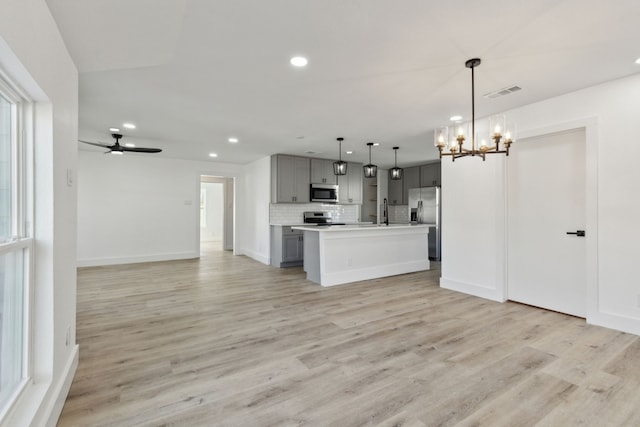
xmin=507 ymin=128 xmax=586 ymax=317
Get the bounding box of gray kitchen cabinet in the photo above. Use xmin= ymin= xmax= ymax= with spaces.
xmin=271 ymin=226 xmax=304 ymax=267
xmin=402 ymin=166 xmax=420 ymax=205
xmin=271 ymin=155 xmax=310 ymax=203
xmin=310 ymin=158 xmax=337 ymax=184
xmin=420 ymin=162 xmax=441 ymax=187
xmin=388 ymin=163 xmax=439 ymax=205
xmin=337 ymin=162 xmax=363 ymax=204
xmin=282 ymin=234 xmax=304 ymax=263
xmin=388 ymin=176 xmax=403 ymax=205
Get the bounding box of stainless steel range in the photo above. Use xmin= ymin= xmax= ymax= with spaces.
xmin=303 ymin=211 xmax=345 ymax=226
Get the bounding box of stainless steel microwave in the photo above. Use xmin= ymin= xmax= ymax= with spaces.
xmin=310 ymin=183 xmax=339 ymax=203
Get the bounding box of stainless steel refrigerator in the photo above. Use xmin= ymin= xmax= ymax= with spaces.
xmin=408 ymin=186 xmax=441 ymax=260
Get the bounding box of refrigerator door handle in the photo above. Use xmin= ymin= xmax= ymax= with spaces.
xmin=417 ymin=200 xmax=423 ymax=224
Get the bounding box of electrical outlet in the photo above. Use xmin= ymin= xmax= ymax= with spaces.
xmin=66 ymin=168 xmax=74 ymax=187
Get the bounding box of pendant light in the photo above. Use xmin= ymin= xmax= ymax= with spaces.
xmin=333 ymin=137 xmax=348 ymax=175
xmin=389 ymin=146 xmax=403 ymax=180
xmin=363 ymin=142 xmax=377 ymax=178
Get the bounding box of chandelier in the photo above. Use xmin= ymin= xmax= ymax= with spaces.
xmin=434 ymin=58 xmax=515 ymax=161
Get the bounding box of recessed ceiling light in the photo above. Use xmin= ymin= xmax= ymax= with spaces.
xmin=635 ymin=58 xmax=640 ymax=65
xmin=228 ymin=137 xmax=239 ymax=143
xmin=373 ymin=143 xmax=380 ymax=146
xmin=109 ymin=127 xmax=120 ymax=132
xmin=209 ymin=153 xmax=218 ymax=158
xmin=290 ymin=56 xmax=308 ymax=67
xmin=124 ymin=143 xmax=135 ymax=148
xmin=123 ymin=123 xmax=136 ymax=129
xmin=450 ymin=115 xmax=463 ymax=121
xmin=346 ymin=151 xmax=353 ymax=154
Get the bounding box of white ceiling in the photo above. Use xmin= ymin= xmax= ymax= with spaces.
xmin=47 ymin=0 xmax=640 ymax=168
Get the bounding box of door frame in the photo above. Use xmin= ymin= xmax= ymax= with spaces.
xmin=198 ymin=174 xmax=235 ymax=253
xmin=504 ymin=117 xmax=598 ymax=321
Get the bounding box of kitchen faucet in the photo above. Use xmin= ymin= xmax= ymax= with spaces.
xmin=383 ymin=198 xmax=389 ymax=226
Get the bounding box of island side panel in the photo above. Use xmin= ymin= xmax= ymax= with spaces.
xmin=302 ymin=230 xmax=321 ymax=283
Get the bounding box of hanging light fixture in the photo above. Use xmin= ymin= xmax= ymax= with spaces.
xmin=363 ymin=142 xmax=377 ymax=178
xmin=389 ymin=146 xmax=403 ymax=180
xmin=333 ymin=137 xmax=348 ymax=175
xmin=434 ymin=58 xmax=515 ymax=161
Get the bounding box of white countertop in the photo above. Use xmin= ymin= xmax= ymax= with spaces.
xmin=271 ymin=222 xmax=372 ymax=227
xmin=292 ymin=223 xmax=433 ymax=232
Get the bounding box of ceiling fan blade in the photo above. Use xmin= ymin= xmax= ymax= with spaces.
xmin=80 ymin=137 xmax=161 ymax=154
xmin=79 ymin=139 xmax=112 ymax=149
xmin=121 ymin=146 xmax=162 ymax=153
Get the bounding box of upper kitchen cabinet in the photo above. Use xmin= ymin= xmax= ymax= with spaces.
xmin=310 ymin=159 xmax=338 ymax=185
xmin=337 ymin=162 xmax=363 ymax=204
xmin=402 ymin=166 xmax=420 ymax=204
xmin=420 ymin=162 xmax=441 ymax=187
xmin=388 ymin=176 xmax=403 ymax=205
xmin=271 ymin=155 xmax=311 ymax=203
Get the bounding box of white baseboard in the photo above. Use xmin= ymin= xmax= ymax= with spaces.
xmin=587 ymin=311 xmax=640 ymax=336
xmin=320 ymin=260 xmax=430 ymax=287
xmin=43 ymin=344 xmax=79 ymax=427
xmin=440 ymin=277 xmax=506 ymax=302
xmin=77 ymin=251 xmax=199 ymax=267
xmin=238 ymin=249 xmax=270 ymax=265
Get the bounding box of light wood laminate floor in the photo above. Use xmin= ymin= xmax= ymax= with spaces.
xmin=58 ymin=243 xmax=640 ymax=426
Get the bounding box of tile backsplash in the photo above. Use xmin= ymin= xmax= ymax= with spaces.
xmin=388 ymin=205 xmax=409 ymax=223
xmin=270 ymin=203 xmax=360 ymax=225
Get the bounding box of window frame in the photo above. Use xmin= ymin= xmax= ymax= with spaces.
xmin=0 ymin=69 xmax=34 ymax=419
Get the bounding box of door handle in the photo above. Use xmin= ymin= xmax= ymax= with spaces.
xmin=566 ymin=230 xmax=585 ymax=237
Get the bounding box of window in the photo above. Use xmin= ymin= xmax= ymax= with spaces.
xmin=0 ymin=74 xmax=32 ymax=415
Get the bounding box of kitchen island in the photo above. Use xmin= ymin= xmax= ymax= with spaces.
xmin=291 ymin=224 xmax=431 ymax=286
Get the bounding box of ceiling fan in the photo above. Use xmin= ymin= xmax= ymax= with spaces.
xmin=79 ymin=133 xmax=162 ymax=155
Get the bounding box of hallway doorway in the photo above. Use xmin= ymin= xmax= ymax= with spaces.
xmin=200 ymin=176 xmax=234 ymax=253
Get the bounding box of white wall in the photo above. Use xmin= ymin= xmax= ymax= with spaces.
xmin=441 ymin=72 xmax=640 ymax=336
xmin=0 ymin=0 xmax=79 ymax=425
xmin=200 ymin=182 xmax=223 ymax=242
xmin=239 ymin=156 xmax=271 ymax=265
xmin=77 ymin=151 xmax=244 ymax=266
